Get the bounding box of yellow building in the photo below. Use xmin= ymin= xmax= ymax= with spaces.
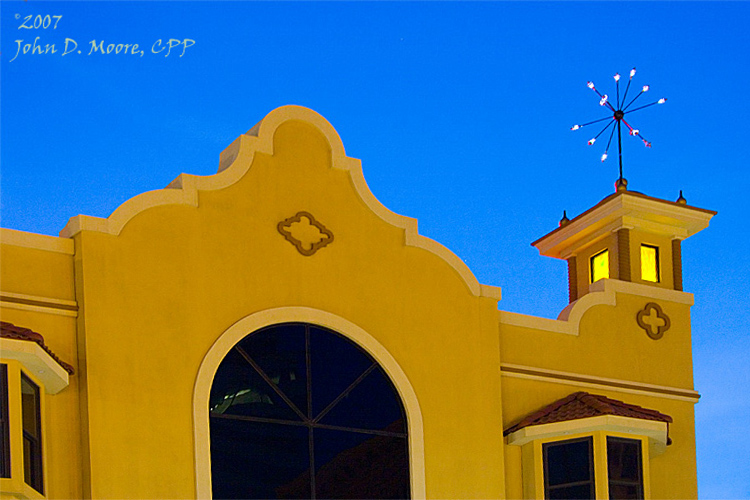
xmin=0 ymin=106 xmax=714 ymax=499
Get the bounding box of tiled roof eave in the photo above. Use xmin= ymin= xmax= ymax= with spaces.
xmin=504 ymin=391 xmax=672 ymax=436
xmin=0 ymin=322 xmax=75 ymax=375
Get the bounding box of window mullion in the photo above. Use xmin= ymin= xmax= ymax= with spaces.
xmin=305 ymin=325 xmax=317 ymax=499
xmin=312 ymin=422 xmax=408 ymax=438
xmin=548 ymin=479 xmax=595 ymax=489
xmin=308 ymin=426 xmax=316 ymax=499
xmin=305 ymin=325 xmax=313 ymax=421
xmin=312 ymin=363 xmax=377 ymax=423
xmin=234 ymin=345 xmax=308 ymax=422
xmin=209 ymin=323 xmax=410 ymax=499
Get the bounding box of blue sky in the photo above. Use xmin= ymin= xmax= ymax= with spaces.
xmin=2 ymin=1 xmax=749 ymax=497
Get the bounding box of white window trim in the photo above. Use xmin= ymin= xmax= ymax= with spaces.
xmin=0 ymin=361 xmax=48 ymax=499
xmin=192 ymin=306 xmax=426 ymax=499
xmin=0 ymin=339 xmax=69 ymax=395
xmin=507 ymin=416 xmax=665 ymax=499
xmin=506 ymin=415 xmax=668 ymax=455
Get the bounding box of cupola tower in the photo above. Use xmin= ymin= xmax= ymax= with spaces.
xmin=532 ymin=183 xmax=716 ymax=303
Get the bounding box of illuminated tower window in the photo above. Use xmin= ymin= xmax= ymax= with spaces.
xmin=590 ymin=249 xmax=609 ymax=283
xmin=640 ymin=245 xmax=660 ymax=282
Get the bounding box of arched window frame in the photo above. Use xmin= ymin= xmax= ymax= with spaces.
xmin=192 ymin=307 xmax=426 ymax=499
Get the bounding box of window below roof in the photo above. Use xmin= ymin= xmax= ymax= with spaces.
xmin=516 ymin=431 xmax=651 ymax=500
xmin=0 ymin=322 xmax=73 ymax=395
xmin=640 ymin=245 xmax=660 ymax=283
xmin=1 ymin=322 xmax=74 ymax=497
xmin=505 ymin=392 xmax=670 ymax=500
xmin=590 ymin=250 xmax=609 ymax=283
xmin=0 ymin=361 xmax=47 ymax=499
xmin=542 ymin=435 xmax=648 ymax=500
xmin=607 ymin=437 xmax=644 ymax=499
xmin=21 ymin=373 xmax=43 ymax=494
xmin=543 ymin=437 xmax=595 ymax=499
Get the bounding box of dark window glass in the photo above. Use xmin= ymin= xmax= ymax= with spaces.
xmin=318 ymin=365 xmax=406 ymax=433
xmin=210 ymin=348 xmax=302 ymax=422
xmin=548 ymin=484 xmax=595 ymax=500
xmin=21 ymin=373 xmax=43 ymax=494
xmin=0 ymin=364 xmax=9 ymax=478
xmin=210 ymin=323 xmax=410 ymax=499
xmin=608 ymin=437 xmax=644 ymax=500
xmin=312 ymin=428 xmax=410 ymax=499
xmin=543 ymin=437 xmax=594 ymax=500
xmin=236 ymin=324 xmax=309 ymax=417
xmin=211 ymin=418 xmax=310 ymax=499
xmin=308 ymin=326 xmax=374 ymax=418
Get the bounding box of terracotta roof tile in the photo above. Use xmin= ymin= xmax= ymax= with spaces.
xmin=0 ymin=322 xmax=75 ymax=375
xmin=504 ymin=391 xmax=671 ymax=436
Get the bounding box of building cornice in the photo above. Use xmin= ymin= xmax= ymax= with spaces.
xmin=0 ymin=228 xmax=74 ymax=254
xmin=532 ymin=191 xmax=715 ymax=259
xmin=0 ymin=292 xmax=78 ymax=317
xmin=500 ymin=363 xmax=700 ymax=402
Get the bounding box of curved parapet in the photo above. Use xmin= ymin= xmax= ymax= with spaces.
xmin=59 ymin=105 xmax=499 ymax=299
xmin=498 ymin=279 xmax=693 ymax=336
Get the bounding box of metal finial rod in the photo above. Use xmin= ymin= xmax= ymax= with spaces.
xmin=623 ymin=88 xmax=649 ymax=111
xmin=615 ymin=76 xmax=621 ymax=109
xmin=591 ymin=120 xmax=615 ymax=143
xmin=621 ymin=71 xmax=635 ymax=105
xmin=621 ymin=118 xmax=636 ymax=133
xmin=571 ymin=68 xmax=666 ymax=183
xmin=602 ymin=123 xmax=617 ymax=162
xmin=588 ymin=83 xmax=617 ymax=112
xmin=635 ymin=132 xmax=651 ymax=148
xmin=625 ymin=99 xmax=667 ymax=115
xmin=572 ymin=116 xmax=614 ymax=129
xmin=617 ymin=119 xmax=623 ymax=181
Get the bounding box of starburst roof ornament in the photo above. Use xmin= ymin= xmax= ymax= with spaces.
xmin=571 ymin=68 xmax=667 ymax=192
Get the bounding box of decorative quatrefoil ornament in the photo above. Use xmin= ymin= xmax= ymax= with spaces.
xmin=636 ymin=302 xmax=671 ymax=340
xmin=277 ymin=211 xmax=334 ymax=256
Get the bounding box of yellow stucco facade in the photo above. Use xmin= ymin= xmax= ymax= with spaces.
xmin=0 ymin=106 xmax=713 ymax=499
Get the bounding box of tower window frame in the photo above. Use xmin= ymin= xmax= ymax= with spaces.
xmin=640 ymin=244 xmax=660 ymax=283
xmin=590 ymin=249 xmax=610 ymax=283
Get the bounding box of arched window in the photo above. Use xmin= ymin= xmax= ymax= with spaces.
xmin=209 ymin=323 xmax=410 ymax=499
